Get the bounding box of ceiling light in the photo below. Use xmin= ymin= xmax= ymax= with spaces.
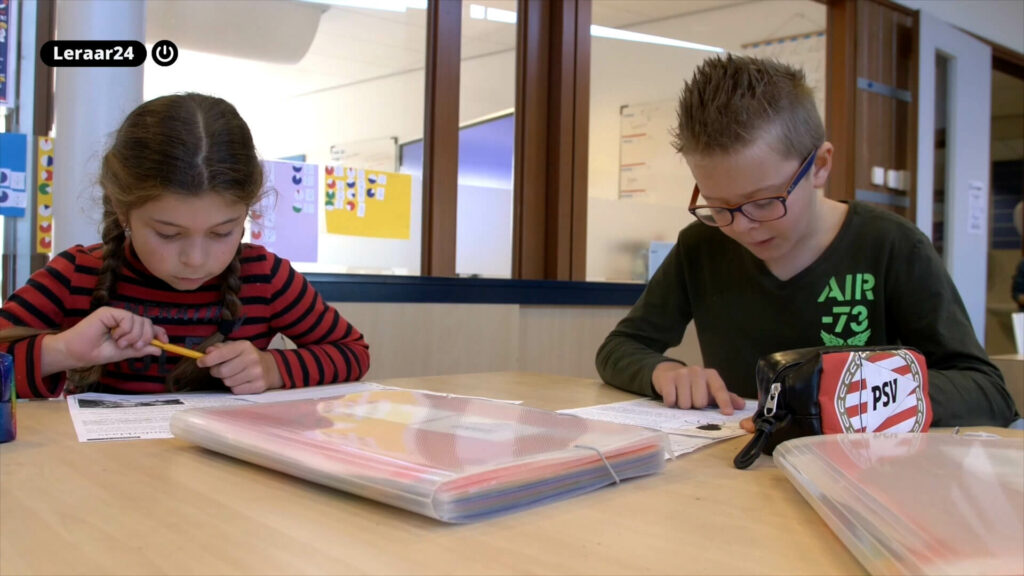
xmin=467 ymin=5 xmax=722 ymax=53
xmin=485 ymin=7 xmax=517 ymax=23
xmin=468 ymin=4 xmax=517 ymax=23
xmin=590 ymin=25 xmax=724 ymax=53
xmin=301 ymin=0 xmax=422 ymax=12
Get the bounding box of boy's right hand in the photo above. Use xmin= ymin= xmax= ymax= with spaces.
xmin=652 ymin=361 xmax=745 ymax=415
xmin=41 ymin=306 xmax=167 ymax=376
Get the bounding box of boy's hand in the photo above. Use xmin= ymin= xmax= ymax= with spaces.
xmin=42 ymin=306 xmax=167 ymax=375
xmin=652 ymin=361 xmax=746 ymax=415
xmin=197 ymin=340 xmax=283 ymax=395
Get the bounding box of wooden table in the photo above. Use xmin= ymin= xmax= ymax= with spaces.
xmin=0 ymin=372 xmax=880 ymax=575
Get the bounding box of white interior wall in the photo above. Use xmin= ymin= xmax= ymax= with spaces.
xmin=893 ymin=0 xmax=1024 ymax=54
xmin=459 ymin=51 xmax=517 ymax=126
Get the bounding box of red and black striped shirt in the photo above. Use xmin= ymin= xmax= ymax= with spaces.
xmin=0 ymin=243 xmax=370 ymax=398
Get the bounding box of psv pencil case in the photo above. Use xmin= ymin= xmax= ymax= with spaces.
xmin=734 ymin=346 xmax=932 ymax=469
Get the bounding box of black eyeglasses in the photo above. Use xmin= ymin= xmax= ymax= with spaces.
xmin=688 ymin=149 xmax=818 ymax=228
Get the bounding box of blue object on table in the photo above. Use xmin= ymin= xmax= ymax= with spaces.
xmin=0 ymin=352 xmax=15 ymax=443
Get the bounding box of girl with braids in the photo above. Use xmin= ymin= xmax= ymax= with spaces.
xmin=0 ymin=93 xmax=370 ymax=398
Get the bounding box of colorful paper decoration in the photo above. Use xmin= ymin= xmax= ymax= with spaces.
xmin=324 ymin=165 xmax=411 ymax=239
xmin=36 ymin=137 xmax=54 ymax=252
xmin=249 ymin=160 xmax=319 ymax=262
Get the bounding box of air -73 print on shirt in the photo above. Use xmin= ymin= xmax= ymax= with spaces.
xmin=819 ymin=273 xmax=874 ymax=346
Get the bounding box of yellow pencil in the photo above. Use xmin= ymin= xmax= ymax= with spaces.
xmin=150 ymin=339 xmax=205 ymax=360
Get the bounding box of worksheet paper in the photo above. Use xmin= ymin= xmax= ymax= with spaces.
xmin=67 ymin=392 xmax=248 ymax=442
xmin=66 ymin=382 xmax=521 ymax=442
xmin=559 ymin=398 xmax=757 ymax=457
xmin=66 ymin=382 xmax=390 ymax=442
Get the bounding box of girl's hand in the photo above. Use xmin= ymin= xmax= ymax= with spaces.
xmin=41 ymin=306 xmax=167 ymax=376
xmin=197 ymin=340 xmax=282 ymax=395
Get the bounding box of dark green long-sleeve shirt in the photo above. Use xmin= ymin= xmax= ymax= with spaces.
xmin=596 ymin=201 xmax=1018 ymax=427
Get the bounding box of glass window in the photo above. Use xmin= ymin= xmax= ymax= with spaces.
xmin=455 ymin=0 xmax=516 ymax=279
xmin=397 ymin=1 xmax=518 ymax=279
xmin=587 ymin=0 xmax=826 ymax=282
xmin=144 ymin=0 xmax=429 ymax=275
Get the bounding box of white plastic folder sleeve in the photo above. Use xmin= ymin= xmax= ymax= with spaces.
xmin=170 ymin=389 xmax=669 ymax=523
xmin=774 ymin=433 xmax=1024 ymax=576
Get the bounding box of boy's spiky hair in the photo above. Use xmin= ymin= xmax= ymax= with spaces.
xmin=673 ymin=54 xmax=824 ymax=160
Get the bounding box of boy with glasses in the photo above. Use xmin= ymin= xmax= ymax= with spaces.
xmin=596 ymin=55 xmax=1017 ymax=427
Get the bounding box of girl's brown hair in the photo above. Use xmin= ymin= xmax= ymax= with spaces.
xmin=673 ymin=54 xmax=824 ymax=161
xmin=67 ymin=93 xmax=264 ymax=391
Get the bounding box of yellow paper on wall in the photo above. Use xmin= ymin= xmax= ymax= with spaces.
xmin=36 ymin=137 xmax=54 ymax=253
xmin=324 ymin=165 xmax=411 ymax=239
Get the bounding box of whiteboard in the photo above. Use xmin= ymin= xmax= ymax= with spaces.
xmin=329 ymin=137 xmax=398 ymax=173
xmin=617 ymin=100 xmax=690 ymax=205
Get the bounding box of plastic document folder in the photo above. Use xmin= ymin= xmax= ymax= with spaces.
xmin=170 ymin=389 xmax=669 ymax=523
xmin=775 ymin=433 xmax=1024 ymax=576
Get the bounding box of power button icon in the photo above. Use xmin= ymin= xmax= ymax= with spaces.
xmin=152 ymin=40 xmax=178 ymax=67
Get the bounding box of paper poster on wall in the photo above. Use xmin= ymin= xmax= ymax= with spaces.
xmin=618 ymin=100 xmax=685 ymax=203
xmin=249 ymin=160 xmax=319 ymax=262
xmin=619 ymin=164 xmax=651 ymax=198
xmin=329 ymin=137 xmax=398 ymax=173
xmin=619 ymin=104 xmax=654 ymax=199
xmin=967 ymin=180 xmax=986 ymax=235
xmin=324 ymin=165 xmax=411 ymax=239
xmin=36 ymin=137 xmax=54 ymax=252
xmin=0 ymin=0 xmax=16 ymax=106
xmin=0 ymin=132 xmax=27 ymax=217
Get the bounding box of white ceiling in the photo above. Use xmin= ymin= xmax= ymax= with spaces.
xmin=592 ymin=0 xmax=747 ymax=27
